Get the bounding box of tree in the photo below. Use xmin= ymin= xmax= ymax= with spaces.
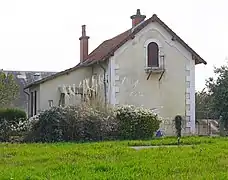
xmin=195 ymin=89 xmax=215 ymax=119
xmin=0 ymin=71 xmax=19 ymax=107
xmin=206 ymin=63 xmax=228 ymax=129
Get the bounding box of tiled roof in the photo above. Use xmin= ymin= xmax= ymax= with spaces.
xmin=84 ymin=29 xmax=131 ymax=64
xmin=84 ymin=14 xmax=207 ymax=65
xmin=24 ymin=30 xmax=132 ymax=89
xmin=25 ymin=14 xmax=207 ymax=89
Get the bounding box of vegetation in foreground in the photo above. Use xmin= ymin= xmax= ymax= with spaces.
xmin=1 ymin=137 xmax=228 ymax=180
xmin=1 ymin=105 xmax=161 ymax=143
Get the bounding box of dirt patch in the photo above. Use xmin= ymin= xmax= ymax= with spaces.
xmin=130 ymin=145 xmax=193 ymax=150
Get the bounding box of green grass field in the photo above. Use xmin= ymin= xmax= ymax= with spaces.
xmin=1 ymin=137 xmax=228 ymax=180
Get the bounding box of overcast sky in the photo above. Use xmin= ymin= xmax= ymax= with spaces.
xmin=0 ymin=0 xmax=227 ymax=91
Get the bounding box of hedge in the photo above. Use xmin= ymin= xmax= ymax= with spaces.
xmin=0 ymin=108 xmax=26 ymax=124
xmin=24 ymin=105 xmax=161 ymax=143
xmin=116 ymin=105 xmax=161 ymax=140
xmin=0 ymin=108 xmax=27 ymax=142
xmin=24 ymin=105 xmax=118 ymax=142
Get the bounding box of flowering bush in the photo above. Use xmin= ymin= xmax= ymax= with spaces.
xmin=23 ymin=104 xmax=161 ymax=143
xmin=0 ymin=108 xmax=26 ymax=125
xmin=0 ymin=119 xmax=11 ymax=142
xmin=11 ymin=115 xmax=39 ymax=133
xmin=24 ymin=105 xmax=118 ymax=142
xmin=24 ymin=107 xmax=66 ymax=142
xmin=0 ymin=108 xmax=27 ymax=141
xmin=115 ymin=105 xmax=161 ymax=140
xmin=0 ymin=114 xmax=39 ymax=142
xmin=64 ymin=105 xmax=118 ymax=141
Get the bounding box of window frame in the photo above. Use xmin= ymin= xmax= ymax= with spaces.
xmin=48 ymin=100 xmax=53 ymax=108
xmin=34 ymin=90 xmax=37 ymax=115
xmin=144 ymin=39 xmax=163 ymax=69
xmin=30 ymin=91 xmax=33 ymax=117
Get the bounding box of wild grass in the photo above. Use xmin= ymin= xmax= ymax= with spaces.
xmin=1 ymin=137 xmax=228 ymax=180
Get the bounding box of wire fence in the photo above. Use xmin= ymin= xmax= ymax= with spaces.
xmin=157 ymin=112 xmax=222 ymax=137
xmin=196 ymin=111 xmax=220 ymax=136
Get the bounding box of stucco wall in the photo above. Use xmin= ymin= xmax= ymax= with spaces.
xmin=39 ymin=67 xmax=92 ymax=111
xmin=29 ymin=63 xmax=109 ymax=113
xmin=110 ymin=21 xmax=195 ymax=134
xmin=29 ymin=20 xmax=197 ymax=135
xmin=91 ymin=63 xmax=109 ymax=105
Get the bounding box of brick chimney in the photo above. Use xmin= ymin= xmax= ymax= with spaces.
xmin=79 ymin=25 xmax=90 ymax=63
xmin=130 ymin=9 xmax=146 ymax=27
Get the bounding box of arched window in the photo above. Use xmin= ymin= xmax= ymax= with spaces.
xmin=147 ymin=42 xmax=159 ymax=67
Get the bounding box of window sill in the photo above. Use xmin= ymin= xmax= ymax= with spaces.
xmin=144 ymin=67 xmax=164 ymax=73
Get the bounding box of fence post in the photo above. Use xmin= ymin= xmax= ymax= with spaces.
xmin=208 ymin=122 xmax=211 ymax=136
xmin=219 ymin=116 xmax=225 ymax=137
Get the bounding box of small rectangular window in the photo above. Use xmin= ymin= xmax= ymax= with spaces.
xmin=48 ymin=100 xmax=53 ymax=108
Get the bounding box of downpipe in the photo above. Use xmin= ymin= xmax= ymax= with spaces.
xmin=23 ymin=89 xmax=30 ymax=117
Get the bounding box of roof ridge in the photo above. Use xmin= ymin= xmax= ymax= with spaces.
xmin=107 ymin=29 xmax=131 ymax=41
xmin=83 ymin=29 xmax=131 ymax=63
xmin=25 ymin=13 xmax=206 ymax=89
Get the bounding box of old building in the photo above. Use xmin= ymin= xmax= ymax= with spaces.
xmin=24 ymin=9 xmax=207 ymax=135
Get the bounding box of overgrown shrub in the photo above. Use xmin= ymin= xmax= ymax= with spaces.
xmin=24 ymin=105 xmax=118 ymax=142
xmin=63 ymin=105 xmax=118 ymax=141
xmin=0 ymin=108 xmax=27 ymax=142
xmin=24 ymin=107 xmax=66 ymax=142
xmin=116 ymin=105 xmax=161 ymax=140
xmin=24 ymin=104 xmax=161 ymax=143
xmin=0 ymin=119 xmax=11 ymax=142
xmin=0 ymin=108 xmax=26 ymax=124
xmin=11 ymin=115 xmax=39 ymax=140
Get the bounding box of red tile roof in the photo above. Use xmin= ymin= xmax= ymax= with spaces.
xmin=25 ymin=14 xmax=207 ymax=89
xmin=83 ymin=14 xmax=206 ymax=65
xmin=84 ymin=29 xmax=131 ymax=64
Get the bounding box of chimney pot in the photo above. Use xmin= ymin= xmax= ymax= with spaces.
xmin=130 ymin=9 xmax=146 ymax=27
xmin=82 ymin=25 xmax=86 ymax=36
xmin=79 ymin=25 xmax=90 ymax=63
xmin=136 ymin=9 xmax=141 ymax=15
